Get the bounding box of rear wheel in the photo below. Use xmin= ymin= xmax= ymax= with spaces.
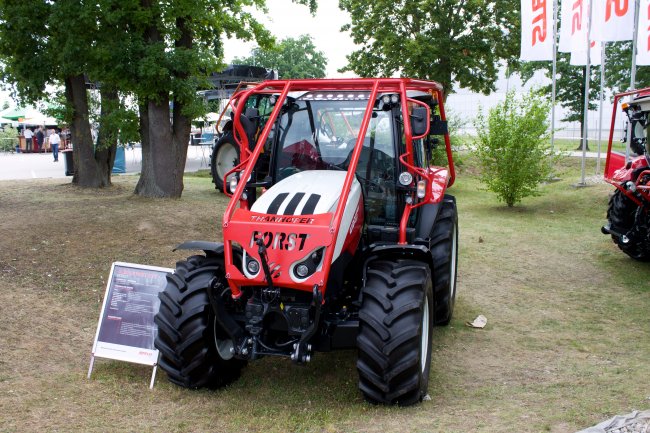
xmin=357 ymin=260 xmax=434 ymax=406
xmin=431 ymin=196 xmax=459 ymax=325
xmin=210 ymin=133 xmax=239 ymax=192
xmin=154 ymin=255 xmax=245 ymax=388
xmin=607 ymin=189 xmax=650 ymax=261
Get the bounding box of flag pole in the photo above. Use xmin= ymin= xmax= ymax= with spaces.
xmin=579 ymin=0 xmax=593 ymax=186
xmin=596 ymin=42 xmax=606 ymax=174
xmin=551 ymin=0 xmax=559 ymax=154
xmin=627 ymin=0 xmax=640 ymax=162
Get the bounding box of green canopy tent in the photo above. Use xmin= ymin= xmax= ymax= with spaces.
xmin=0 ymin=106 xmax=27 ymax=122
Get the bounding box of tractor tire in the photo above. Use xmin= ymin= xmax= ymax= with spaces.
xmin=210 ymin=133 xmax=239 ymax=192
xmin=607 ymin=189 xmax=650 ymax=261
xmin=431 ymin=195 xmax=459 ymax=326
xmin=154 ymin=255 xmax=246 ymax=389
xmin=357 ymin=260 xmax=434 ymax=406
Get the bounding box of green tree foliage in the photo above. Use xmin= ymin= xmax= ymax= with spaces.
xmin=605 ymin=41 xmax=650 ymax=93
xmin=233 ymin=35 xmax=327 ymax=79
xmin=0 ymin=0 xmax=316 ymax=197
xmin=473 ymin=90 xmax=555 ymax=207
xmin=102 ymin=0 xmax=316 ymax=198
xmin=520 ymin=52 xmax=599 ymax=148
xmin=0 ymin=0 xmax=127 ymax=187
xmin=338 ymin=0 xmax=519 ymax=98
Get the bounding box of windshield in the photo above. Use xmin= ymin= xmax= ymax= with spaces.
xmin=271 ymin=93 xmax=395 ymax=180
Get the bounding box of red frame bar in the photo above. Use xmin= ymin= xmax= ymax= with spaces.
xmin=604 ymin=87 xmax=650 ymax=180
xmin=220 ymin=78 xmax=454 ymax=296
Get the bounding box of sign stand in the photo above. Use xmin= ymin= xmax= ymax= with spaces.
xmin=87 ymin=355 xmax=159 ymax=390
xmin=87 ymin=262 xmax=172 ymax=389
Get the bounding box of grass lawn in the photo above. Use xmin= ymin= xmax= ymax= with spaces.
xmin=1 ymin=156 xmax=649 ymax=432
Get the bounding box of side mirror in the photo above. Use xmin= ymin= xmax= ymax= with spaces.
xmin=430 ymin=115 xmax=448 ymax=135
xmin=411 ymin=106 xmax=429 ymax=139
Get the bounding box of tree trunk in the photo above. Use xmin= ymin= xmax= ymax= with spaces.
xmin=65 ymin=74 xmax=115 ymax=187
xmin=95 ymin=87 xmax=119 ymax=186
xmin=134 ymin=97 xmax=188 ymax=198
xmin=134 ymin=14 xmax=192 ymax=198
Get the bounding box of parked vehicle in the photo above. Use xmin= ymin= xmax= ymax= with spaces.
xmin=155 ymin=78 xmax=458 ymax=405
xmin=602 ymin=88 xmax=650 ymax=260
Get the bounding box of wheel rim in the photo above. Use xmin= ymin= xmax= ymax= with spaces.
xmin=449 ymin=222 xmax=458 ymax=300
xmin=213 ymin=318 xmax=234 ymax=360
xmin=421 ymin=296 xmax=430 ymax=373
xmin=216 ymin=143 xmax=238 ymax=182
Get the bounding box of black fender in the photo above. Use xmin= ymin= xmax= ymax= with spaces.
xmin=173 ymin=241 xmax=224 ymax=257
xmin=362 ymin=244 xmax=434 ymax=287
xmin=415 ymin=194 xmax=456 ymax=240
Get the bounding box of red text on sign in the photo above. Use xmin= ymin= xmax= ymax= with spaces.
xmin=572 ymin=0 xmax=583 ymax=34
xmin=605 ymin=0 xmax=628 ymax=22
xmin=532 ymin=0 xmax=547 ymax=45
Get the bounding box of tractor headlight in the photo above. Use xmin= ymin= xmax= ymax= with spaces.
xmin=295 ymin=264 xmax=309 ymax=278
xmin=246 ymin=258 xmax=260 ymax=275
xmin=417 ymin=180 xmax=427 ymax=199
xmin=229 ymin=176 xmax=238 ymax=193
xmin=399 ymin=172 xmax=413 ymax=186
xmin=292 ymin=248 xmax=325 ymax=281
xmin=390 ymin=94 xmax=399 ymax=104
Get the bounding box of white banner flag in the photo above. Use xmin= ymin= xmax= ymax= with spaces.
xmin=559 ymin=0 xmax=590 ymax=53
xmin=638 ymin=0 xmax=650 ymax=65
xmin=520 ymin=0 xmax=554 ymax=60
xmin=559 ymin=0 xmax=574 ymax=52
xmin=570 ymin=40 xmax=603 ymax=65
xmin=591 ymin=0 xmax=634 ymax=41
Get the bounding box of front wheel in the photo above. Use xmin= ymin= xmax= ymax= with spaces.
xmin=154 ymin=255 xmax=245 ymax=388
xmin=607 ymin=189 xmax=650 ymax=261
xmin=210 ymin=133 xmax=240 ymax=192
xmin=357 ymin=260 xmax=434 ymax=406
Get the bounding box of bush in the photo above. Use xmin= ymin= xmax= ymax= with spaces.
xmin=473 ymin=90 xmax=555 ymax=207
xmin=0 ymin=125 xmax=19 ymax=152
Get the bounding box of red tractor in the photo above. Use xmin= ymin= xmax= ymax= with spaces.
xmin=155 ymin=78 xmax=458 ymax=405
xmin=602 ymin=88 xmax=650 ymax=260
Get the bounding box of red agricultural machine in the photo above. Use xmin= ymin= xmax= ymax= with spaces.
xmin=602 ymin=88 xmax=650 ymax=260
xmin=155 ymin=78 xmax=458 ymax=405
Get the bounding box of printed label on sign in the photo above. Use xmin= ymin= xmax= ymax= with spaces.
xmin=531 ymin=0 xmax=547 ymax=45
xmin=91 ymin=262 xmax=172 ymax=366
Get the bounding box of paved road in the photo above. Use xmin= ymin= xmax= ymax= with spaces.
xmin=0 ymin=147 xmax=608 ymax=182
xmin=0 ymin=145 xmax=211 ymax=181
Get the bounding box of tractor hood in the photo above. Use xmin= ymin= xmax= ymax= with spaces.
xmin=251 ymin=170 xmax=357 ymax=216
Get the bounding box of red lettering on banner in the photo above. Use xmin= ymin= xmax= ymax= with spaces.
xmin=605 ymin=0 xmax=628 ymax=22
xmin=572 ymin=0 xmax=583 ymax=34
xmin=531 ymin=0 xmax=547 ymax=45
xmin=647 ymin=3 xmax=650 ymax=52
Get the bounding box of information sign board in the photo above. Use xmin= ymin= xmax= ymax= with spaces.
xmin=88 ymin=262 xmax=172 ymax=388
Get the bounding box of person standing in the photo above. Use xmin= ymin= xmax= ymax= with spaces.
xmin=49 ymin=128 xmax=61 ymax=162
xmin=23 ymin=127 xmax=33 ymax=152
xmin=35 ymin=126 xmax=44 ymax=152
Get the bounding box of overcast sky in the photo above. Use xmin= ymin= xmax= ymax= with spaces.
xmin=222 ymin=0 xmax=358 ymax=78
